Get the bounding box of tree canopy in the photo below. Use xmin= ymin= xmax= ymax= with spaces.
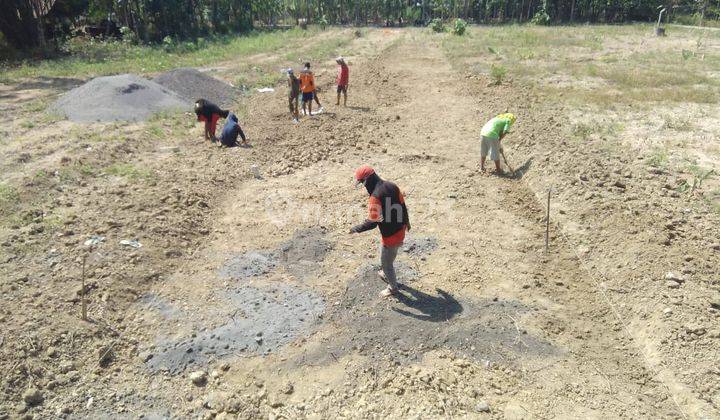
xmin=1 ymin=0 xmax=718 ymax=51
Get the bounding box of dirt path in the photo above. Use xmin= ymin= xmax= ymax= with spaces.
xmin=121 ymin=31 xmax=700 ymax=418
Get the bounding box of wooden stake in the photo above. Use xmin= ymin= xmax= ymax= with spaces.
xmin=81 ymin=255 xmax=88 ymax=321
xmin=545 ymin=189 xmax=551 ymax=254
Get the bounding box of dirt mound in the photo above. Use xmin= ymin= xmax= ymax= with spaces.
xmin=51 ymin=74 xmax=190 ymax=122
xmin=153 ymin=68 xmax=238 ymax=107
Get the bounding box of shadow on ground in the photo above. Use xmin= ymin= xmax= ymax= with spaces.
xmin=300 ymin=263 xmax=558 ymax=366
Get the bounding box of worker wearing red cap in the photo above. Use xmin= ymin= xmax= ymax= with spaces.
xmin=350 ymin=166 xmax=411 ymax=297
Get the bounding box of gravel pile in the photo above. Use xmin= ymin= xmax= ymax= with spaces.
xmin=51 ymin=74 xmax=190 ymax=122
xmin=153 ymin=67 xmax=238 ymax=107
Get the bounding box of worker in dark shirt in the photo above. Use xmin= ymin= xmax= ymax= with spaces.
xmin=287 ymin=69 xmax=300 ymax=122
xmin=194 ymin=99 xmax=229 ymax=143
xmin=350 ymin=165 xmax=411 ymax=298
xmin=218 ymin=112 xmax=247 ymax=147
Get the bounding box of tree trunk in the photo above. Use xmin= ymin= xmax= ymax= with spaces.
xmin=0 ymin=0 xmax=42 ymax=49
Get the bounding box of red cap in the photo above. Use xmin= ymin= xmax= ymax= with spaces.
xmin=354 ymin=165 xmax=375 ymax=183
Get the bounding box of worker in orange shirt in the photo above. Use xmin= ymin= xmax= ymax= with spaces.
xmin=299 ymin=62 xmax=320 ymax=116
xmin=350 ymin=166 xmax=411 ymax=298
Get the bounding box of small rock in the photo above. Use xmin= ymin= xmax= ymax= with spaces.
xmin=664 ymin=272 xmax=685 ymax=283
xmin=98 ymin=345 xmax=114 ymax=367
xmin=139 ymin=351 xmax=154 ymax=362
xmin=45 ymin=347 xmax=58 ymax=358
xmin=58 ymin=361 xmax=76 ymax=374
xmin=711 ymin=243 xmax=720 ymax=251
xmin=475 ymin=401 xmax=491 ymax=413
xmin=189 ymin=371 xmax=208 ymax=386
xmin=685 ymin=325 xmax=706 ymax=336
xmin=23 ymin=388 xmax=43 ymax=407
xmin=665 ymin=280 xmax=681 ymax=289
xmin=662 ymin=307 xmax=673 ymax=315
xmin=281 ymin=383 xmax=294 ymax=395
xmin=164 ymin=250 xmax=182 ymax=258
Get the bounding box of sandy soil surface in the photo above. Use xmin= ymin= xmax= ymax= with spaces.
xmin=1 ymin=28 xmax=719 ymax=419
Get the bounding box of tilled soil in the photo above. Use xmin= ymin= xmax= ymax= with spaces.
xmin=1 ymin=28 xmax=719 ymax=419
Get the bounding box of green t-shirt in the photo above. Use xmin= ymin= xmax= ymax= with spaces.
xmin=480 ymin=116 xmax=513 ymax=140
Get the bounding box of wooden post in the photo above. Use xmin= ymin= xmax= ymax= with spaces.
xmin=545 ymin=189 xmax=551 ymax=253
xmin=81 ymin=255 xmax=88 ymax=321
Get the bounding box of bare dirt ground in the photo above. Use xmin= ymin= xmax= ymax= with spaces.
xmin=1 ymin=28 xmax=719 ymax=419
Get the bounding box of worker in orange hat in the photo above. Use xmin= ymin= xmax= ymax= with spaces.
xmin=350 ymin=166 xmax=411 ymax=298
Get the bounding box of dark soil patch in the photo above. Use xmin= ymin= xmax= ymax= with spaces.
xmin=217 ymin=228 xmax=332 ymax=280
xmin=218 ymin=251 xmax=277 ymax=280
xmin=307 ymin=265 xmax=558 ymax=366
xmin=145 ymin=282 xmax=324 ymax=374
xmin=402 ymin=236 xmax=438 ymax=257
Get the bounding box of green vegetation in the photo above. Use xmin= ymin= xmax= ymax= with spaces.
xmin=647 ymin=148 xmax=669 ymax=167
xmin=429 ymin=19 xmax=446 ymax=33
xmin=0 ymin=183 xmax=20 ymax=208
xmin=452 ymin=19 xmax=468 ymax=36
xmin=1 ymin=28 xmax=323 ymax=83
xmin=570 ymin=120 xmax=624 ymax=143
xmin=104 ymin=163 xmax=153 ymax=180
xmin=441 ymin=24 xmax=720 ymax=105
xmin=490 ymin=64 xmax=507 ymax=85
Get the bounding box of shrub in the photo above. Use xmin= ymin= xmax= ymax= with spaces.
xmin=429 ymin=18 xmax=445 ymax=33
xmin=319 ymin=16 xmax=328 ymax=30
xmin=531 ymin=9 xmax=551 ymax=25
xmin=490 ymin=64 xmax=507 ymax=85
xmin=120 ymin=26 xmax=138 ymax=45
xmin=452 ymin=18 xmax=467 ymax=36
xmin=162 ymin=36 xmax=175 ymax=52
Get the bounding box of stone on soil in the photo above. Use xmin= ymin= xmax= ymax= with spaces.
xmin=190 ymin=371 xmax=208 ymax=386
xmin=23 ymin=388 xmax=43 ymax=406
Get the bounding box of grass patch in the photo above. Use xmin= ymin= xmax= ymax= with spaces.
xmin=490 ymin=64 xmax=507 ymax=85
xmin=1 ymin=28 xmax=329 ymax=83
xmin=663 ymin=115 xmax=694 ymax=131
xmin=104 ymin=163 xmax=152 ymax=180
xmin=570 ymin=120 xmax=623 ymax=141
xmin=0 ymin=183 xmax=20 ymax=207
xmin=647 ymin=148 xmax=669 ymax=167
xmin=441 ymin=24 xmax=720 ymax=105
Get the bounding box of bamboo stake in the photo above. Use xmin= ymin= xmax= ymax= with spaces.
xmin=81 ymin=255 xmax=88 ymax=321
xmin=545 ymin=189 xmax=551 ymax=253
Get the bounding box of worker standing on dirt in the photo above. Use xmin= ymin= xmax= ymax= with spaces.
xmin=300 ymin=62 xmax=322 ymax=116
xmin=480 ymin=113 xmax=516 ymax=174
xmin=335 ymin=57 xmax=349 ymax=106
xmin=194 ymin=99 xmax=229 ymax=143
xmin=218 ymin=112 xmax=248 ymax=147
xmin=299 ymin=63 xmax=315 ymax=116
xmin=287 ymin=69 xmax=300 ymax=122
xmin=350 ymin=166 xmax=411 ymax=298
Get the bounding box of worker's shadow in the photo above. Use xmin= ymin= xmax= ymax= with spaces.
xmin=392 ymin=284 xmax=463 ymax=322
xmin=510 ymin=157 xmax=533 ymax=180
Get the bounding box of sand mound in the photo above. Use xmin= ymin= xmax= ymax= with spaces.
xmin=153 ymin=67 xmax=238 ymax=107
xmin=51 ymin=74 xmax=190 ymax=122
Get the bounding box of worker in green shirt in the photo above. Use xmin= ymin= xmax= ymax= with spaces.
xmin=480 ymin=113 xmax=516 ymax=174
